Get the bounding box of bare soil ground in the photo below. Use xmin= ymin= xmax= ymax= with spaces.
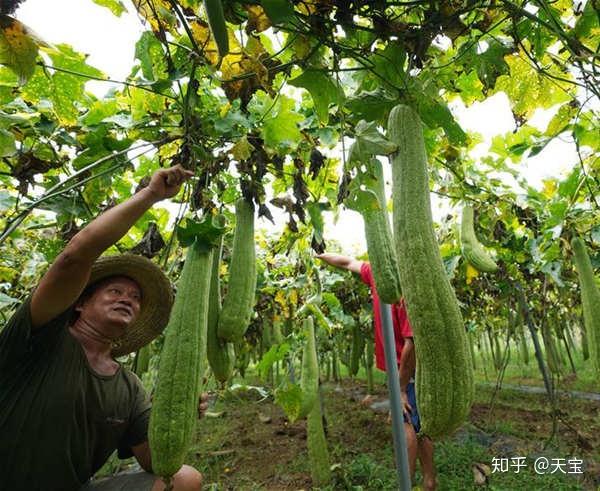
xmin=190 ymin=379 xmax=600 ymax=490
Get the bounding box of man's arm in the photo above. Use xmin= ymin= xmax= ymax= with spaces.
xmin=316 ymin=253 xmax=362 ymax=274
xmin=30 ymin=165 xmax=193 ymax=328
xmin=399 ymin=337 xmax=416 ymax=414
xmin=131 ymin=440 xmax=153 ymax=473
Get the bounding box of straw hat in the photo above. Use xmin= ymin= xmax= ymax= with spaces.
xmin=86 ymin=254 xmax=173 ymax=357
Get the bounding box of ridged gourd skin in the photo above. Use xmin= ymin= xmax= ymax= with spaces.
xmin=298 ymin=316 xmax=319 ymax=419
xmin=361 ymin=159 xmax=403 ymax=304
xmin=304 ymin=316 xmax=331 ymax=486
xmin=207 ymin=239 xmax=235 ymax=384
xmin=460 ymin=205 xmax=498 ymax=273
xmin=388 ymin=104 xmax=474 ymax=438
xmin=134 ymin=344 xmax=151 ymax=377
xmin=467 ymin=331 xmax=477 ymax=371
xmin=541 ymin=328 xmax=561 ymax=374
xmin=349 ymin=323 xmax=364 ymax=377
xmin=571 ymin=236 xmax=600 ymax=374
xmin=307 ymin=400 xmax=331 ymax=486
xmin=218 ymin=198 xmax=257 ymax=342
xmin=204 ymin=0 xmax=229 ymax=58
xmin=518 ymin=322 xmax=530 ymax=365
xmin=149 ymin=241 xmax=213 ymax=477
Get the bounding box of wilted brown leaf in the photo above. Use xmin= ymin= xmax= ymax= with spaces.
xmin=244 ymin=5 xmax=271 ymax=34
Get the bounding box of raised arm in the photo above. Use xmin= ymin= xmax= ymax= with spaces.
xmin=30 ymin=165 xmax=193 ymax=329
xmin=316 ymin=253 xmax=362 ymax=274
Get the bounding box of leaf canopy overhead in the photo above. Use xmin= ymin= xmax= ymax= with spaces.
xmin=0 ymin=0 xmax=596 ymax=312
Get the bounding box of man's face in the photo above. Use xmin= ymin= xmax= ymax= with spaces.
xmin=76 ymin=276 xmax=142 ymax=337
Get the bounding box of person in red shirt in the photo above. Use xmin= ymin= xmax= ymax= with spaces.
xmin=317 ymin=253 xmax=436 ymax=491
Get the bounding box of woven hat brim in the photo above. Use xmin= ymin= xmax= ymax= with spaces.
xmin=87 ymin=254 xmax=173 ymax=357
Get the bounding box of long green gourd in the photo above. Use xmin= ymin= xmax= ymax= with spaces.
xmin=207 ymin=238 xmax=235 ymax=384
xmin=218 ymin=198 xmax=257 ymax=342
xmin=359 ymin=159 xmax=403 ymax=304
xmin=204 ymin=0 xmax=229 ymax=58
xmin=571 ymin=236 xmax=600 ymax=375
xmin=302 ymin=316 xmax=331 ymax=486
xmin=149 ymin=241 xmax=213 ymax=478
xmin=349 ymin=323 xmax=364 ymax=377
xmin=298 ymin=316 xmax=319 ymax=419
xmin=460 ymin=204 xmax=498 ymax=273
xmin=134 ymin=344 xmax=151 ymax=377
xmin=388 ymin=104 xmax=473 ymax=437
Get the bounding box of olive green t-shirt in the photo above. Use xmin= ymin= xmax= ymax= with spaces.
xmin=0 ymin=297 xmax=151 ymax=491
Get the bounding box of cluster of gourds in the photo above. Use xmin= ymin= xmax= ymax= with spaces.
xmin=149 ymin=197 xmax=257 ymax=480
xmin=350 ymin=101 xmax=509 ymax=436
xmin=145 ymin=91 xmax=599 ymax=477
xmin=386 ymin=105 xmax=474 ymax=437
xmin=352 ymin=105 xmax=475 ymax=437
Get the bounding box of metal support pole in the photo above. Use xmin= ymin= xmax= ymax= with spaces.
xmin=380 ymin=302 xmax=412 ymax=490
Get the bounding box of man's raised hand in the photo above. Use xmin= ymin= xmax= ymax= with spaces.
xmin=147 ymin=165 xmax=194 ymax=201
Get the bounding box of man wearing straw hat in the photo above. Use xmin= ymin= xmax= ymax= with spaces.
xmin=0 ymin=165 xmax=204 ymax=491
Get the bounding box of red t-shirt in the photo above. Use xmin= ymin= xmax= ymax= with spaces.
xmin=360 ymin=262 xmax=413 ymax=371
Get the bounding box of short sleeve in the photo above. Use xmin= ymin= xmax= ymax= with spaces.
xmin=0 ymin=296 xmax=70 ymax=369
xmin=0 ymin=297 xmax=33 ymax=368
xmin=117 ymin=373 xmax=152 ymax=459
xmin=359 ymin=262 xmax=371 ymax=286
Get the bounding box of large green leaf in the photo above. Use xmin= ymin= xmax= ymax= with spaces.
xmin=254 ymin=93 xmax=303 ymax=150
xmin=176 ymin=215 xmax=226 ymax=249
xmin=81 ymin=99 xmax=119 ymax=125
xmin=457 ymin=38 xmax=512 ymax=90
xmin=261 ymin=0 xmax=296 ymax=25
xmin=289 ymin=69 xmax=344 ymax=124
xmin=416 ymin=96 xmax=467 ymax=145
xmin=22 ymin=44 xmax=104 ymax=124
xmin=0 ymin=128 xmax=15 ymax=156
xmin=134 ymin=31 xmax=168 ymax=82
xmin=368 ymin=42 xmax=407 ymax=90
xmin=348 ymin=120 xmax=397 ymax=165
xmin=256 ymin=342 xmax=290 ymax=380
xmin=345 ymin=88 xmax=397 ymax=125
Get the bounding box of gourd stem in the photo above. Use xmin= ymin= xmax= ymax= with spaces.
xmin=380 ymin=302 xmax=412 ymax=491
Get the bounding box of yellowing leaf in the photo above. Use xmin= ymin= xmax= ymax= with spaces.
xmin=466 ymin=263 xmax=479 ymax=284
xmin=219 ymin=101 xmax=231 ymax=117
xmin=190 ymin=19 xmax=241 ymax=66
xmin=244 ymin=5 xmax=271 ymax=33
xmin=541 ymin=179 xmax=557 ymax=198
xmin=22 ymin=44 xmax=104 ymax=124
xmin=288 ymin=288 xmax=298 ymax=305
xmin=0 ymin=16 xmax=42 ymax=85
xmin=292 ymin=35 xmax=313 ymax=60
xmin=296 ymin=0 xmax=318 ymax=15
xmin=274 ymin=290 xmax=287 ymax=307
xmin=546 ymin=103 xmax=576 ymax=136
xmin=158 ymin=140 xmax=180 ymax=159
xmin=231 ymin=135 xmax=255 ymax=161
xmin=220 ymin=36 xmax=272 ymax=104
xmin=495 ymin=51 xmax=572 ymax=118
